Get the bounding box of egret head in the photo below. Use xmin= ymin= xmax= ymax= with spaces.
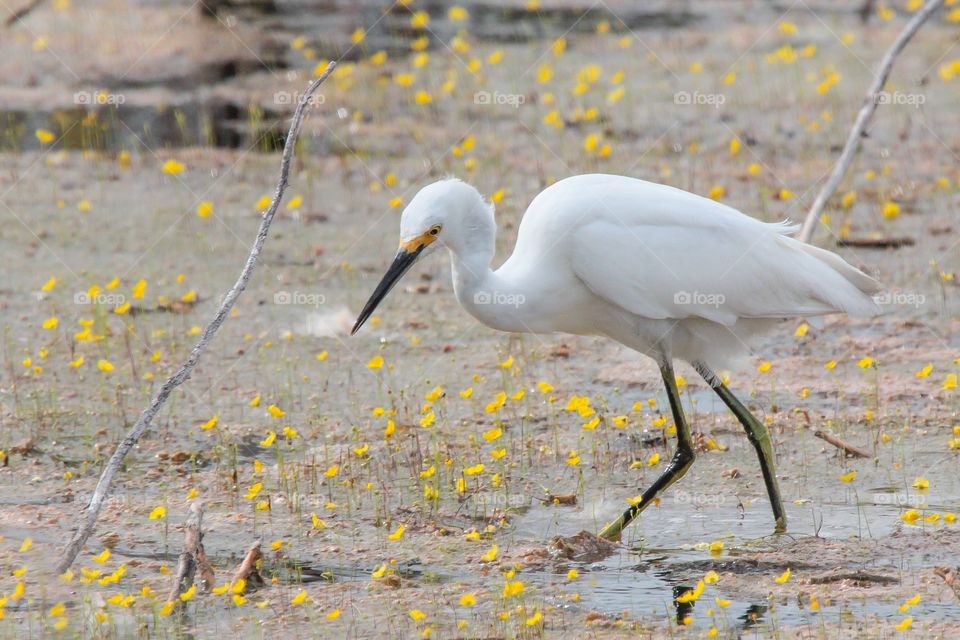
xmin=352 ymin=178 xmax=493 ymax=334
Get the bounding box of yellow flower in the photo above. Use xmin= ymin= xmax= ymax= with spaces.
xmin=244 ymin=483 xmax=263 ymax=500
xmin=448 ymin=6 xmax=468 ymax=20
xmin=482 ymin=427 xmax=503 ymax=442
xmin=757 ymin=361 xmax=772 ymax=373
xmin=499 ymin=355 xmax=514 ymax=369
xmin=481 ymin=544 xmax=498 ymax=562
xmin=582 ymin=416 xmax=600 ymax=430
xmin=459 ymin=593 xmax=476 ymax=606
xmin=901 ymin=509 xmax=921 ymax=523
xmin=388 ymin=524 xmax=405 ymax=540
xmin=410 ymin=10 xmax=429 ymax=28
xmin=916 ymin=364 xmax=933 ymax=378
xmin=912 ymin=477 xmax=929 ymax=490
xmin=180 ymin=584 xmax=197 ymax=601
xmin=42 ymin=316 xmax=58 ymax=330
xmin=858 ymin=357 xmax=873 ymax=369
xmin=97 ymin=359 xmax=114 ymax=372
xmin=92 ymin=548 xmax=110 ymax=563
xmin=199 ymin=415 xmax=218 ymax=431
xmin=368 ymin=355 xmax=385 ymax=369
xmin=410 ymin=609 xmax=427 ymax=621
xmin=525 ymin=612 xmax=542 ymax=626
xmin=325 ymin=465 xmax=340 ymax=478
xmin=676 ymin=580 xmax=704 ymax=603
xmin=895 ymin=616 xmax=912 ymax=631
xmin=255 ymin=195 xmax=271 ymax=209
xmin=778 ymin=20 xmax=797 ymax=34
xmin=267 ymin=404 xmax=286 ymax=418
xmin=942 ymin=374 xmax=957 ymax=390
xmin=326 ymin=608 xmax=341 ymax=620
xmin=774 ymin=567 xmax=791 ymax=583
xmin=260 ymin=431 xmax=276 ymax=447
xmin=149 ymin=506 xmax=167 ymax=519
xmin=882 ymin=201 xmax=901 ymax=219
xmin=161 ymin=159 xmax=185 ymax=175
xmin=503 ymin=580 xmax=525 ymax=598
xmin=36 ymin=128 xmax=55 ymax=144
xmin=464 ymin=463 xmax=485 ymax=476
xmin=291 ymin=590 xmax=308 ymax=605
xmin=132 ymin=279 xmax=146 ymax=299
xmin=838 ymin=470 xmax=856 ymax=482
xmin=707 ymin=185 xmax=725 ymax=200
xmin=196 ymin=201 xmax=213 ymax=218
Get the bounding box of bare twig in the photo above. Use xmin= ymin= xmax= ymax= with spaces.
xmin=797 ymin=0 xmax=943 ymax=244
xmin=814 ymin=429 xmax=872 ymax=458
xmin=933 ymin=566 xmax=960 ymax=601
xmin=54 ymin=62 xmax=336 ymax=575
xmin=231 ymin=541 xmax=265 ymax=590
xmin=4 ymin=0 xmax=46 ymax=27
xmin=167 ymin=503 xmax=211 ymax=604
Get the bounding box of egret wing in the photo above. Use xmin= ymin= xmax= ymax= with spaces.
xmin=570 ymin=216 xmax=875 ymax=324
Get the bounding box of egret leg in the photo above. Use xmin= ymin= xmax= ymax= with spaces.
xmin=694 ymin=362 xmax=787 ymax=533
xmin=598 ymin=361 xmax=695 ymax=541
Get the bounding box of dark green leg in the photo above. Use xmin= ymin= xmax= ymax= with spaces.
xmin=598 ymin=361 xmax=695 ymax=541
xmin=694 ymin=362 xmax=787 ymax=533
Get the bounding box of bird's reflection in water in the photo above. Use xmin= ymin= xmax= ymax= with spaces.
xmin=740 ymin=603 xmax=767 ymax=628
xmin=672 ymin=585 xmax=695 ymax=625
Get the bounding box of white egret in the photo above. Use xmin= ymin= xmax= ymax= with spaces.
xmin=352 ymin=174 xmax=881 ymax=540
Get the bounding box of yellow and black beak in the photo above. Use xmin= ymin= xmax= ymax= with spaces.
xmin=351 ymin=233 xmax=436 ymax=335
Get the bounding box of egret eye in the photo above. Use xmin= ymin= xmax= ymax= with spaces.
xmin=428 ymin=225 xmax=441 ymax=236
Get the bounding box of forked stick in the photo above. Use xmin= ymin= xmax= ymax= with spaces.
xmin=55 ymin=62 xmax=337 ymax=574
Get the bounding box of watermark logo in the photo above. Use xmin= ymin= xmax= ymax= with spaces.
xmin=873 ymin=291 xmax=925 ymax=308
xmin=674 ymin=91 xmax=725 ymax=108
xmin=274 ymin=91 xmax=325 ymax=107
xmin=473 ymin=492 xmax=528 ymax=508
xmin=873 ymin=492 xmax=929 ymax=507
xmin=73 ymin=90 xmax=125 ymax=106
xmin=473 ymin=290 xmax=525 ymax=308
xmin=674 ymin=491 xmax=727 ymax=506
xmin=74 ymin=291 xmax=126 ymax=306
xmin=674 ymin=291 xmax=726 ymax=308
xmin=274 ymin=290 xmax=326 ymax=307
xmin=474 ymin=90 xmax=525 ymax=108
xmin=875 ymin=91 xmax=925 ymax=108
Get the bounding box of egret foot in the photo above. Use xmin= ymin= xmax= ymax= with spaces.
xmin=598 ymin=360 xmax=695 ymax=540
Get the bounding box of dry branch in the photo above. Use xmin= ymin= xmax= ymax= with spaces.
xmin=814 ymin=430 xmax=872 ymax=458
xmin=167 ymin=503 xmax=212 ymax=603
xmin=797 ymin=0 xmax=943 ymax=244
xmin=54 ymin=62 xmax=337 ymax=575
xmin=231 ymin=541 xmax=265 ymax=590
xmin=933 ymin=566 xmax=960 ymax=601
